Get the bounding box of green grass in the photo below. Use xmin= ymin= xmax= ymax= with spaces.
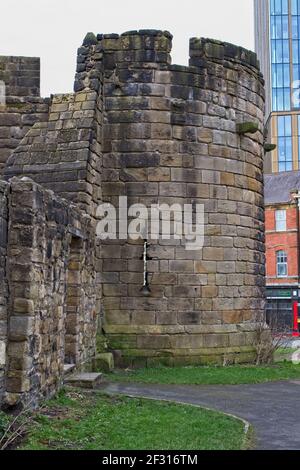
xmin=0 ymin=410 xmax=11 ymax=439
xmin=276 ymin=348 xmax=298 ymax=355
xmin=19 ymin=389 xmax=245 ymax=450
xmin=106 ymin=362 xmax=300 ymax=386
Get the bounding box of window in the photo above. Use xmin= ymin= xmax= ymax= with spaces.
xmin=277 ymin=250 xmax=288 ymax=277
xmin=277 ymin=116 xmax=293 ymax=171
xmin=275 ymin=209 xmax=287 ymax=231
xmin=292 ymin=0 xmax=299 ymax=16
xmin=271 ymin=0 xmax=289 ymax=15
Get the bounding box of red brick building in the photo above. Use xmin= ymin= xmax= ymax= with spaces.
xmin=265 ymin=172 xmax=300 ymax=328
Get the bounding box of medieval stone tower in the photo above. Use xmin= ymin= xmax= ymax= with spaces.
xmin=0 ymin=30 xmax=266 ymax=405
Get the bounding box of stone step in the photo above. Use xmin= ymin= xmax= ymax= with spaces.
xmin=63 ymin=364 xmax=76 ymax=377
xmin=65 ymin=372 xmax=103 ymax=389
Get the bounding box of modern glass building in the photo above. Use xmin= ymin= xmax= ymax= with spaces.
xmin=255 ymin=0 xmax=300 ymax=172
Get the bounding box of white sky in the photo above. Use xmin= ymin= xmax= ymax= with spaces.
xmin=0 ymin=0 xmax=254 ymax=97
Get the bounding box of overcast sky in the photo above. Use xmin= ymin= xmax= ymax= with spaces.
xmin=0 ymin=0 xmax=254 ymax=97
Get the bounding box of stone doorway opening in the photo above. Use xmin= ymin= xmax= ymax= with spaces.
xmin=65 ymin=235 xmax=83 ymax=366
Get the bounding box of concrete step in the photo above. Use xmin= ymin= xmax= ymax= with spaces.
xmin=63 ymin=364 xmax=76 ymax=377
xmin=65 ymin=372 xmax=103 ymax=389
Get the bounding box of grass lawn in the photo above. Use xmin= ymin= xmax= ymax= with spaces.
xmin=19 ymin=389 xmax=246 ymax=450
xmin=105 ymin=362 xmax=300 ymax=386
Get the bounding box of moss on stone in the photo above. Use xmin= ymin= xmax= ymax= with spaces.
xmin=96 ymin=334 xmax=108 ymax=353
xmin=6 ymin=102 xmax=27 ymax=110
xmin=82 ymin=32 xmax=97 ymax=47
xmin=237 ymin=122 xmax=259 ymax=135
xmin=264 ymin=143 xmax=277 ymax=152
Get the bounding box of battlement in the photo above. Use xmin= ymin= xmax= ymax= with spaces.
xmin=75 ymin=30 xmax=263 ymax=95
xmin=189 ymin=38 xmax=261 ymax=71
xmin=98 ymin=29 xmax=172 ymax=51
xmin=0 ymin=56 xmax=40 ymax=97
xmin=0 ymin=56 xmax=49 ymax=173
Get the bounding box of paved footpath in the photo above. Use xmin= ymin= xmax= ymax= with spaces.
xmin=102 ymin=381 xmax=300 ymax=450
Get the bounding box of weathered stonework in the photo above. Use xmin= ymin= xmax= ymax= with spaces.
xmin=0 ymin=30 xmax=267 ymax=405
xmin=3 ymin=178 xmax=97 ymax=406
xmin=0 ymin=181 xmax=8 ymax=401
xmin=97 ymin=32 xmax=265 ymax=366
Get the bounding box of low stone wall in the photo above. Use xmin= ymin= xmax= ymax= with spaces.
xmin=0 ymin=181 xmax=8 ymax=401
xmin=4 ymin=178 xmax=97 ymax=407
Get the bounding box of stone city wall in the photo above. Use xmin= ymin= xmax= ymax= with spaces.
xmin=0 ymin=30 xmax=268 ymax=384
xmin=4 ymin=178 xmax=97 ymax=406
xmin=4 ymin=91 xmax=101 ymax=217
xmin=0 ymin=180 xmax=8 ymax=401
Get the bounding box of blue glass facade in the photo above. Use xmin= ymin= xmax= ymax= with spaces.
xmin=270 ymin=0 xmax=300 ymax=111
xmin=268 ymin=1 xmax=300 ymax=172
xmin=270 ymin=0 xmax=291 ymax=111
xmin=292 ymin=0 xmax=300 ymax=86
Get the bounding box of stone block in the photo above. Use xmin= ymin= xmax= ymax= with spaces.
xmin=13 ymin=298 xmax=34 ymax=315
xmin=132 ymin=311 xmax=156 ymax=325
xmin=159 ymin=182 xmax=187 ymax=197
xmin=65 ymin=373 xmax=102 ymax=389
xmin=0 ymin=340 xmax=6 ymax=366
xmin=202 ymin=285 xmax=218 ymax=298
xmin=178 ymin=311 xmax=202 ymax=325
xmin=203 ymin=247 xmax=224 ymax=261
xmin=151 ymin=123 xmax=172 ymax=140
xmin=136 ymin=335 xmax=171 ymax=349
xmin=170 ymin=335 xmax=204 ymax=349
xmin=178 ymin=274 xmax=208 ymax=285
xmin=173 ymin=286 xmax=201 ymax=297
xmin=156 ymin=311 xmax=177 ymax=325
xmin=6 ymin=374 xmax=30 ymax=393
xmin=169 ymin=298 xmax=195 ymax=311
xmin=9 ymin=316 xmax=34 ymax=341
xmin=92 ymin=353 xmax=114 ymax=373
xmin=169 ymin=260 xmax=194 ymax=273
xmin=151 ymin=273 xmax=177 ymax=285
xmin=217 ymin=261 xmax=236 ymax=273
xmin=223 ymin=311 xmax=243 ymax=324
xmin=203 ymin=334 xmax=229 ymax=348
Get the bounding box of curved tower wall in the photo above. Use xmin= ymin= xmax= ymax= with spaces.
xmin=99 ymin=31 xmax=266 ymax=366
